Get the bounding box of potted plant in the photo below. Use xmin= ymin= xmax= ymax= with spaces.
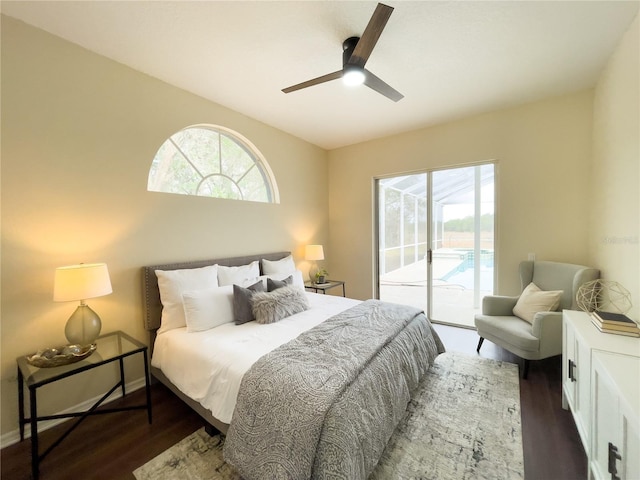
xmin=315 ymin=269 xmax=328 ymax=284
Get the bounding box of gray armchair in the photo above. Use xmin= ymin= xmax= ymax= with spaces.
xmin=475 ymin=260 xmax=599 ymax=378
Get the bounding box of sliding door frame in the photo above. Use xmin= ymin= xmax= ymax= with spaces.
xmin=374 ymin=160 xmax=499 ymax=326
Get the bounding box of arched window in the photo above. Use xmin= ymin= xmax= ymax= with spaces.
xmin=148 ymin=125 xmax=279 ymax=203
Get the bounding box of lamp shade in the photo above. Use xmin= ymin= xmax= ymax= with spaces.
xmin=305 ymin=245 xmax=325 ymax=261
xmin=54 ymin=263 xmax=112 ymax=302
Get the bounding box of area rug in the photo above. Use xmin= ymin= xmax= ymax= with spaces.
xmin=133 ymin=352 xmax=523 ymax=480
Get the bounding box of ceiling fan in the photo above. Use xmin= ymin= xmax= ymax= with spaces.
xmin=282 ymin=3 xmax=403 ymax=102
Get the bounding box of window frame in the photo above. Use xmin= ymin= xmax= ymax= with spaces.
xmin=147 ymin=124 xmax=280 ymax=204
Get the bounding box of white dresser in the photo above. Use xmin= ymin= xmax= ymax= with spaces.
xmin=562 ymin=310 xmax=640 ymax=480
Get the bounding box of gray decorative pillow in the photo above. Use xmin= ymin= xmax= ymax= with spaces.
xmin=252 ymin=286 xmax=310 ymax=324
xmin=267 ymin=275 xmax=293 ymax=292
xmin=233 ymin=280 xmax=265 ymax=325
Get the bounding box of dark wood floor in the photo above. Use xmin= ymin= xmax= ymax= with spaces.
xmin=2 ymin=324 xmax=587 ymax=480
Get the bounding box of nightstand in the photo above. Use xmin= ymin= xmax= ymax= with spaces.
xmin=17 ymin=331 xmax=152 ymax=480
xmin=304 ymin=280 xmax=346 ymax=297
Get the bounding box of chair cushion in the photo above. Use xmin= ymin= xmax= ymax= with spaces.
xmin=475 ymin=314 xmax=540 ymax=354
xmin=513 ymin=282 xmax=562 ymax=323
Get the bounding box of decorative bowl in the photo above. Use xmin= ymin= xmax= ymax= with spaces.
xmin=26 ymin=343 xmax=97 ymax=368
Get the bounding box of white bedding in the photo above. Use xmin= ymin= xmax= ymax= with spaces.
xmin=151 ymin=292 xmax=360 ymax=424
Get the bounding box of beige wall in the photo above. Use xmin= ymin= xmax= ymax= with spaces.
xmin=328 ymin=91 xmax=594 ymax=302
xmin=590 ymin=15 xmax=639 ymax=321
xmin=2 ymin=10 xmax=638 ymax=444
xmin=0 ymin=17 xmax=329 ymax=438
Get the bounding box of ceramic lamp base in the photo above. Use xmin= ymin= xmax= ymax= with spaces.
xmin=65 ymin=304 xmax=102 ymax=346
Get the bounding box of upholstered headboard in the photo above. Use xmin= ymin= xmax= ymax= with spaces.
xmin=142 ymin=251 xmax=291 ymax=336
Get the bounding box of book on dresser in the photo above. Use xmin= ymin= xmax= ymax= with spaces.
xmin=592 ymin=310 xmax=637 ymax=326
xmin=590 ymin=311 xmax=640 ymax=337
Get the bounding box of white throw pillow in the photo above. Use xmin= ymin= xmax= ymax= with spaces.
xmin=217 ymin=261 xmax=260 ymax=286
xmin=182 ymin=285 xmax=234 ymax=332
xmin=261 ymin=255 xmax=295 ymax=275
xmin=155 ymin=264 xmax=219 ymax=334
xmin=513 ymin=282 xmax=563 ymax=323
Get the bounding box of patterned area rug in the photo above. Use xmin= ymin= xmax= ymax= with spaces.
xmin=133 ymin=352 xmax=523 ymax=480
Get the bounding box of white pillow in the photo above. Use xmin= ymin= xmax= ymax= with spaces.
xmin=217 ymin=261 xmax=260 ymax=286
xmin=182 ymin=285 xmax=234 ymax=332
xmin=261 ymin=255 xmax=295 ymax=275
xmin=257 ymin=270 xmax=305 ymax=290
xmin=155 ymin=264 xmax=219 ymax=334
xmin=513 ymin=282 xmax=563 ymax=324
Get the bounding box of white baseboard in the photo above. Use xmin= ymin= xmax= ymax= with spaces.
xmin=1 ymin=378 xmax=147 ymax=449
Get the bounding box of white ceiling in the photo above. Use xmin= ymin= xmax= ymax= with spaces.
xmin=2 ymin=1 xmax=638 ymax=150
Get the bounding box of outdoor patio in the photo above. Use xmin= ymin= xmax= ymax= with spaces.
xmin=379 ymin=253 xmax=493 ymax=329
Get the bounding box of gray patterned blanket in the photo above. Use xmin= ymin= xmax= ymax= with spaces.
xmin=224 ymin=299 xmax=445 ymax=480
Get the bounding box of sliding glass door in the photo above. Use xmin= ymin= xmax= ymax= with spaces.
xmin=429 ymin=164 xmax=495 ymax=327
xmin=377 ymin=163 xmax=495 ymax=328
xmin=377 ymin=173 xmax=428 ymax=311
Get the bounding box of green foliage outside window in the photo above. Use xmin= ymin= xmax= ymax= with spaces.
xmin=444 ymin=214 xmax=494 ymax=232
xmin=148 ymin=125 xmax=279 ymax=203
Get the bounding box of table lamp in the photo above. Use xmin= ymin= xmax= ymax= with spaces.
xmin=54 ymin=263 xmax=112 ymax=346
xmin=305 ymin=244 xmax=324 ymax=283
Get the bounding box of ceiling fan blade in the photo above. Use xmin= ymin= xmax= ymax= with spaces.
xmin=348 ymin=3 xmax=394 ymax=68
xmin=282 ymin=70 xmax=343 ymax=94
xmin=364 ymin=69 xmax=403 ymax=102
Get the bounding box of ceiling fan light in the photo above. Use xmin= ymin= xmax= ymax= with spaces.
xmin=343 ymin=67 xmax=366 ymax=86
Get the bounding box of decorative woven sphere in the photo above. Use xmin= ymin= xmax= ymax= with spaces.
xmin=576 ymin=279 xmax=632 ymax=314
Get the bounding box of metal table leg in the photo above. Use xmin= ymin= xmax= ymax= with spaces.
xmin=17 ymin=367 xmax=25 ymax=441
xmin=29 ymin=386 xmax=39 ymax=480
xmin=143 ymin=351 xmax=152 ymax=424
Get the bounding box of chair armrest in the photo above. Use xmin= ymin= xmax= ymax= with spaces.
xmin=482 ymin=295 xmax=519 ymax=316
xmin=531 ymin=311 xmax=563 ymax=358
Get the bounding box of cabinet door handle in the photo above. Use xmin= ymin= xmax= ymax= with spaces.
xmin=568 ymin=359 xmax=577 ymax=382
xmin=608 ymin=442 xmax=621 ymax=480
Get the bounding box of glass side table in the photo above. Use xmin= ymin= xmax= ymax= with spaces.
xmin=304 ymin=280 xmax=346 ymax=297
xmin=17 ymin=330 xmax=152 ymax=480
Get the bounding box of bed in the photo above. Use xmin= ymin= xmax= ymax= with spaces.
xmin=142 ymin=251 xmax=445 ymax=480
